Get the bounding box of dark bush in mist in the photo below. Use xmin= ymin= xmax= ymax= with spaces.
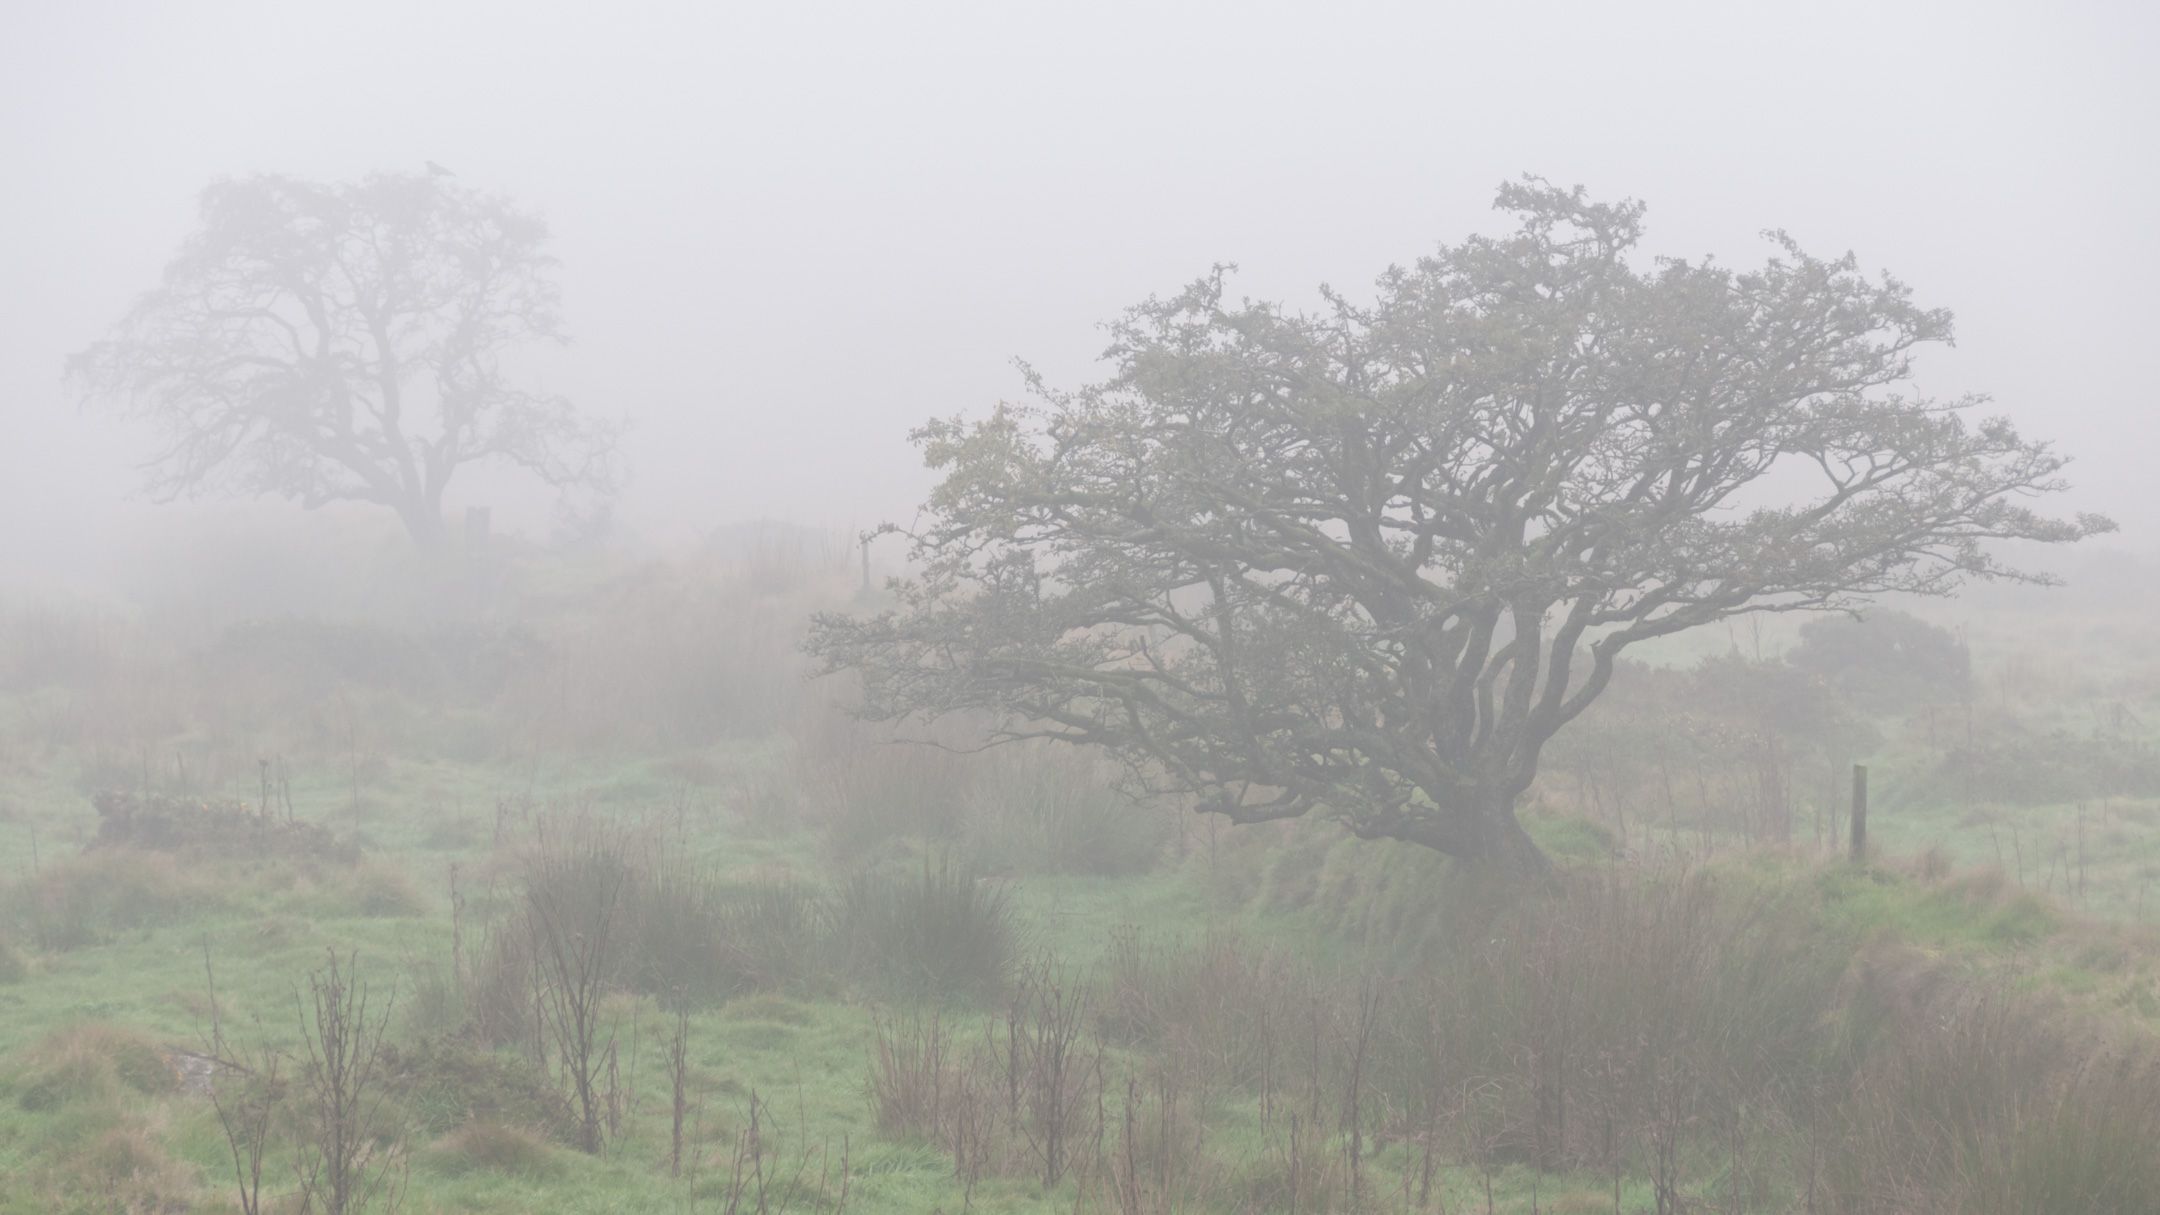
xmin=1790 ymin=608 xmax=1971 ymax=708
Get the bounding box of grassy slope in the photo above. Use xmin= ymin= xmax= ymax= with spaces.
xmin=2 ymin=590 xmax=2158 ymax=1212
xmin=0 ymin=743 xmax=1661 ymax=1214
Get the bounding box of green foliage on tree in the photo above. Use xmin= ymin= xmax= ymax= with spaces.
xmin=70 ymin=172 xmax=619 ymax=546
xmin=810 ymin=180 xmax=2112 ymax=877
xmin=1789 ymin=608 xmax=1969 ymax=707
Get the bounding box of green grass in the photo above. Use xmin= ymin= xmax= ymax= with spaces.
xmin=1810 ymin=862 xmax=2062 ymax=950
xmin=0 ymin=739 xmax=1773 ymax=1213
xmin=4 ymin=582 xmax=2160 ymax=1212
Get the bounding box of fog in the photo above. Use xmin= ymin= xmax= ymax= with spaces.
xmin=10 ymin=8 xmax=2160 ymax=1208
xmin=4 ymin=1 xmax=2155 ymax=582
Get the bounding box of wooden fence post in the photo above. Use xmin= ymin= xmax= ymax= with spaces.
xmin=1850 ymin=764 xmax=1869 ymax=862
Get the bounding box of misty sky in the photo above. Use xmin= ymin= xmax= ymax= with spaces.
xmin=3 ymin=1 xmax=2155 ymax=582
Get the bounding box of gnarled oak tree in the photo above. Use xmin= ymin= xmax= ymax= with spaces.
xmin=809 ymin=182 xmax=2110 ymax=877
xmin=69 ymin=172 xmax=618 ymax=546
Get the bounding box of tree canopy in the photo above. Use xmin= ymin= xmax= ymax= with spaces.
xmin=1789 ymin=608 xmax=1970 ymax=707
xmin=808 ymin=180 xmax=2113 ymax=877
xmin=69 ymin=172 xmax=618 ymax=545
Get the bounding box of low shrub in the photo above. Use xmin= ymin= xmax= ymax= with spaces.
xmin=723 ymin=992 xmax=818 ymax=1026
xmin=1938 ymin=718 xmax=2160 ymax=805
xmin=619 ymin=855 xmax=831 ymax=1003
xmin=381 ymin=1035 xmax=580 ymax=1146
xmin=463 ymin=817 xmax=835 ymax=1047
xmin=870 ymin=962 xmax=1106 ymax=1189
xmin=1828 ymin=982 xmax=2160 ymax=1214
xmin=206 ymin=615 xmax=545 ymax=702
xmin=1968 ymin=1057 xmax=2160 ymax=1215
xmin=422 ymin=1120 xmax=563 ymax=1178
xmin=461 ymin=919 xmax=541 ymax=1050
xmin=728 ymin=765 xmax=802 ymax=836
xmin=60 ymin=1118 xmax=198 ymax=1215
xmin=610 ymin=845 xmax=729 ymax=1003
xmin=961 ymin=748 xmax=1168 ymax=876
xmin=508 ymin=552 xmax=835 ymax=749
xmin=286 ymin=858 xmax=429 ymax=919
xmin=1220 ymin=1122 xmax=1346 ymax=1215
xmin=1387 ymin=867 xmax=1852 ymax=1170
xmin=14 ymin=1023 xmax=177 ymax=1111
xmin=711 ymin=881 xmax=829 ymax=996
xmin=803 ymin=722 xmax=976 ymax=861
xmin=1098 ymin=929 xmax=1318 ymax=1091
xmin=868 ymin=1011 xmax=981 ymax=1148
xmin=836 ymin=857 xmax=1015 ymax=1003
xmin=1105 ymin=865 xmax=1856 ymax=1179
xmin=91 ymin=788 xmax=360 ymax=862
xmin=5 ymin=850 xmax=224 ymax=951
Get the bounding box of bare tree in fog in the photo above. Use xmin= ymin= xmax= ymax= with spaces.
xmin=68 ymin=172 xmax=619 ymax=546
xmin=810 ymin=180 xmax=2113 ymax=879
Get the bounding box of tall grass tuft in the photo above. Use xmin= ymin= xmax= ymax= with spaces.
xmin=4 ymin=849 xmax=225 ymax=951
xmin=962 ymin=747 xmax=1168 ymax=876
xmin=13 ymin=1022 xmax=177 ymax=1111
xmin=836 ymin=857 xmax=1015 ymax=1003
xmin=462 ymin=819 xmax=832 ymax=1058
xmin=513 ymin=548 xmax=843 ymax=749
xmin=1827 ymin=980 xmax=2160 ymax=1213
xmin=799 ymin=715 xmax=977 ymax=861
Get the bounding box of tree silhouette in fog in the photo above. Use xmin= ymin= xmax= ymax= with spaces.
xmin=69 ymin=172 xmax=618 ymax=547
xmin=809 ymin=180 xmax=2113 ymax=878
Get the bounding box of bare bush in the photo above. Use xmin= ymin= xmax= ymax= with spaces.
xmin=293 ymin=949 xmax=407 ymax=1215
xmin=464 ymin=815 xmax=830 ymax=1049
xmin=996 ymin=959 xmax=1098 ymax=1188
xmin=520 ymin=818 xmax=628 ymax=1153
xmin=203 ymin=946 xmax=279 ymax=1215
xmin=868 ymin=1011 xmax=982 ymax=1165
xmin=867 ymin=961 xmax=1105 ymax=1194
xmin=691 ymin=1088 xmax=853 ymax=1215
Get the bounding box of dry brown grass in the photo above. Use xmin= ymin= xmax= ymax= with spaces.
xmin=508 ymin=549 xmax=849 ymax=750
xmin=13 ymin=1021 xmax=179 ymax=1111
xmin=1826 ymin=976 xmax=2160 ymax=1213
xmin=423 ymin=1120 xmax=561 ymax=1177
xmin=58 ymin=1117 xmax=199 ymax=1215
xmin=5 ymin=849 xmax=226 ymax=951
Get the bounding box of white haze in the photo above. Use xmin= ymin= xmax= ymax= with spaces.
xmin=2 ymin=0 xmax=2154 ymax=583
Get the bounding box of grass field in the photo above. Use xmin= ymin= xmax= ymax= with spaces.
xmin=1 ymin=541 xmax=2157 ymax=1214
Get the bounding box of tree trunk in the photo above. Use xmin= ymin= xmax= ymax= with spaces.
xmin=1483 ymin=800 xmax=1554 ymax=882
xmin=398 ymin=499 xmax=448 ymax=548
xmin=1393 ymin=788 xmax=1554 ymax=881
